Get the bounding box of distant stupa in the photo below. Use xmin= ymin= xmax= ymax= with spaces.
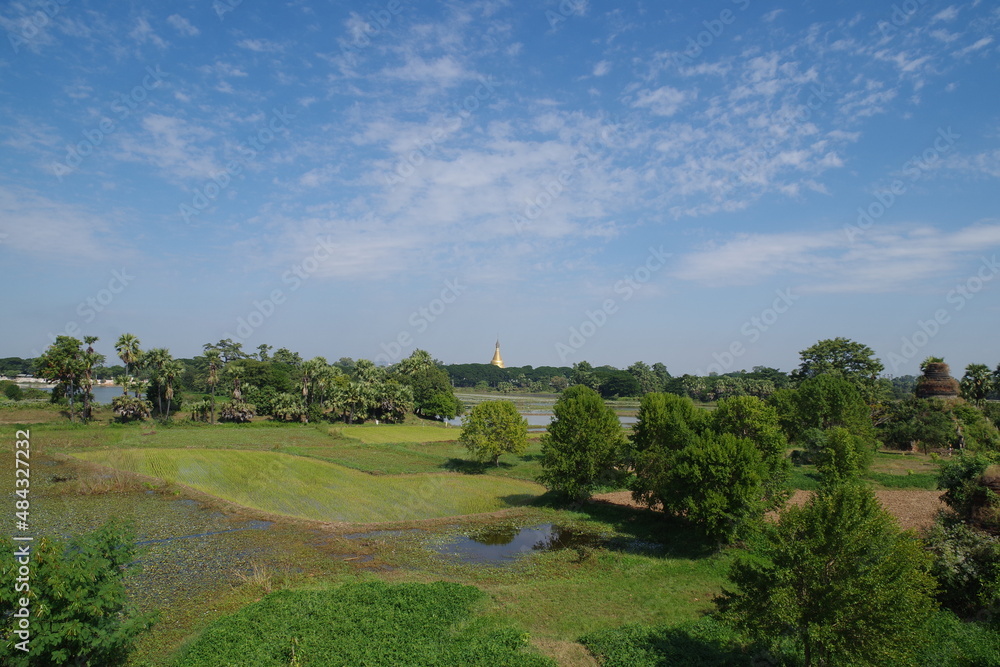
xmin=490 ymin=340 xmax=505 ymax=368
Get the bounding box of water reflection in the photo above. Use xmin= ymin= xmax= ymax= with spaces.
xmin=433 ymin=523 xmax=602 ymax=564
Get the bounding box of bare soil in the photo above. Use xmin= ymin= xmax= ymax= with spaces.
xmin=593 ymin=489 xmax=946 ymax=532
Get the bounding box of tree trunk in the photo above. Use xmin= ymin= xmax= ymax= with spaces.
xmin=210 ymin=386 xmax=216 ymax=424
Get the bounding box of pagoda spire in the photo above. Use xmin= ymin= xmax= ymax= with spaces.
xmin=490 ymin=339 xmax=505 ymax=368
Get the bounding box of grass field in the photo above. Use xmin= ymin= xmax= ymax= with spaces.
xmin=335 ymin=422 xmax=464 ymax=444
xmin=73 ymin=448 xmax=546 ymax=523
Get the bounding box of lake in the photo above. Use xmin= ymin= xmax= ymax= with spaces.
xmin=27 ymin=384 xmax=123 ymax=405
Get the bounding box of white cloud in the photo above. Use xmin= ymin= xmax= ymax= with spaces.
xmin=380 ymin=55 xmax=468 ymax=86
xmin=631 ymin=86 xmax=693 ymax=116
xmin=673 ymin=223 xmax=1000 ymax=293
xmin=593 ymin=60 xmax=611 ymax=76
xmin=114 ymin=115 xmax=220 ymax=182
xmin=0 ymin=186 xmax=123 ymax=262
xmin=236 ymin=38 xmax=284 ymax=52
xmin=166 ymin=14 xmax=199 ymax=37
xmin=129 ymin=17 xmax=166 ymax=48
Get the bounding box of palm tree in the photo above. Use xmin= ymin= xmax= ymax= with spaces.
xmin=162 ymin=359 xmax=184 ymax=418
xmin=960 ymin=363 xmax=993 ymax=407
xmin=143 ymin=348 xmax=171 ymax=415
xmin=114 ymin=333 xmax=141 ymax=396
xmin=205 ymin=349 xmax=222 ymax=424
xmin=80 ymin=336 xmax=103 ymax=421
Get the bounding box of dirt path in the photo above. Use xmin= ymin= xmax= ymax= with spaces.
xmin=593 ymin=489 xmax=946 ymax=532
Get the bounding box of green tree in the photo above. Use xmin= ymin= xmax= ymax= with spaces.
xmin=204 ymin=348 xmax=222 ymax=424
xmin=663 ymin=431 xmax=769 ymax=543
xmin=961 ymin=363 xmax=993 ymax=407
xmin=114 ymin=333 xmax=141 ymax=396
xmin=597 ymin=370 xmax=640 ymax=399
xmin=539 ymin=385 xmax=625 ymax=501
xmin=710 ymin=395 xmax=791 ymax=509
xmin=80 ymin=335 xmax=104 ymax=421
xmin=791 ymin=337 xmax=887 ymax=404
xmin=0 ymin=521 xmax=156 ymax=666
xmin=626 ymin=361 xmax=659 ymax=395
xmin=271 ymin=347 xmax=302 ymax=367
xmin=925 ymin=518 xmax=1000 ymax=619
xmin=570 ymin=361 xmax=600 ymax=390
xmin=406 ymin=365 xmax=460 ymax=420
xmin=717 ymin=483 xmax=938 ymax=667
xmin=459 ymin=400 xmax=528 ymax=466
xmin=629 ymin=393 xmax=707 ymax=508
xmin=35 ymin=336 xmax=85 ymax=422
xmin=809 ymin=426 xmax=873 ymax=486
xmin=785 ymin=374 xmax=875 ymax=443
xmin=161 ymin=358 xmax=184 ymax=418
xmin=938 ymin=451 xmax=1000 ymax=528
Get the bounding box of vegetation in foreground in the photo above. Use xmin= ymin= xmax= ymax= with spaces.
xmin=173 ymin=581 xmax=554 ymax=667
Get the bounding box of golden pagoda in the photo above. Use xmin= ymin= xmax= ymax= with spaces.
xmin=490 ymin=340 xmax=505 ymax=368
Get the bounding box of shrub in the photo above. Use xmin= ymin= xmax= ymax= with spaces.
xmin=0 ymin=521 xmax=155 ymax=666
xmin=925 ymin=518 xmax=1000 ymax=618
xmin=173 ymin=581 xmax=552 ymax=667
xmin=939 ymin=451 xmax=1000 ymax=528
xmin=111 ymin=394 xmax=153 ymax=423
xmin=219 ymin=400 xmax=256 ymax=423
xmin=1 ymin=380 xmax=23 ymax=401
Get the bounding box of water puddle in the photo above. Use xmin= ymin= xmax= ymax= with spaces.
xmin=432 ymin=523 xmax=603 ymax=564
xmin=135 ymin=520 xmax=272 ymax=546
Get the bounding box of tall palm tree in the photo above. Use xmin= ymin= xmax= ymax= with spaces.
xmin=81 ymin=335 xmax=103 ymax=421
xmin=162 ymin=359 xmax=184 ymax=418
xmin=143 ymin=348 xmax=171 ymax=415
xmin=115 ymin=333 xmax=141 ymax=396
xmin=205 ymin=348 xmax=222 ymax=425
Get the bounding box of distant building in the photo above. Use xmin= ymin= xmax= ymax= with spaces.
xmin=490 ymin=340 xmax=505 ymax=368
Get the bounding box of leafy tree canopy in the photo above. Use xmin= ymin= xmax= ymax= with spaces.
xmin=717 ymin=483 xmax=938 ymax=667
xmin=459 ymin=400 xmax=528 ymax=466
xmin=538 ymin=385 xmax=625 ymax=501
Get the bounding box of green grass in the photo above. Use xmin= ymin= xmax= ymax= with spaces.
xmin=335 ymin=422 xmax=464 ymax=444
xmin=288 ymin=438 xmax=545 ymax=481
xmin=172 ymin=581 xmax=555 ymax=667
xmin=73 ymin=448 xmax=545 ymax=523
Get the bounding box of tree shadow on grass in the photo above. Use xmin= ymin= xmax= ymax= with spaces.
xmin=581 ymin=618 xmax=781 ymax=667
xmin=527 ymin=491 xmax=720 ymax=560
xmin=440 ymin=458 xmax=516 ymax=474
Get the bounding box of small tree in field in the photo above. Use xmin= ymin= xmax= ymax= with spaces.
xmin=459 ymin=400 xmax=528 ymax=466
xmin=716 ymin=483 xmax=938 ymax=666
xmin=0 ymin=521 xmax=155 ymax=666
xmin=539 ymin=385 xmax=625 ymax=501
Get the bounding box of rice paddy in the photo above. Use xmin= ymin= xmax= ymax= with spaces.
xmin=73 ymin=448 xmax=546 ymax=523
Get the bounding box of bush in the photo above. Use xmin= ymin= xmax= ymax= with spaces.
xmin=925 ymin=518 xmax=1000 ymax=619
xmin=173 ymin=581 xmax=552 ymax=667
xmin=938 ymin=451 xmax=1000 ymax=528
xmin=0 ymin=380 xmax=23 ymax=401
xmin=219 ymin=400 xmax=256 ymax=423
xmin=0 ymin=521 xmax=155 ymax=666
xmin=111 ymin=394 xmax=153 ymax=423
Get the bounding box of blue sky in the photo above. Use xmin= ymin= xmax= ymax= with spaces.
xmin=1 ymin=0 xmax=998 ymax=376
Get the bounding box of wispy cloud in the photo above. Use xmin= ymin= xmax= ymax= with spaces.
xmin=674 ymin=223 xmax=1000 ymax=293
